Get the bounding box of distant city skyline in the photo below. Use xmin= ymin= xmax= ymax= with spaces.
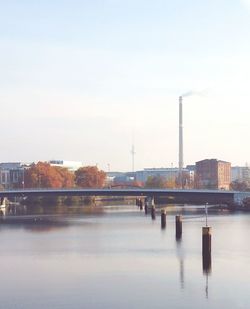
xmin=1 ymin=0 xmax=250 ymax=171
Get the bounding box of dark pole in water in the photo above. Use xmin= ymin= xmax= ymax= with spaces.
xmin=202 ymin=226 xmax=212 ymax=275
xmin=176 ymin=215 xmax=182 ymax=238
xmin=202 ymin=226 xmax=212 ymax=274
xmin=161 ymin=209 xmax=166 ymax=229
xmin=202 ymin=202 xmax=212 ymax=273
xmin=151 ymin=205 xmax=156 ymax=220
xmin=202 ymin=227 xmax=211 ymax=256
xmin=144 ymin=200 xmax=148 ymax=215
xmin=139 ymin=199 xmax=143 ymax=210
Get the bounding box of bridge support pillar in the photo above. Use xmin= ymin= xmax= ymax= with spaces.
xmin=0 ymin=197 xmax=6 ymax=206
xmin=176 ymin=215 xmax=182 ymax=239
xmin=161 ymin=209 xmax=166 ymax=229
xmin=135 ymin=198 xmax=139 ymax=207
xmin=146 ymin=196 xmax=155 ymax=207
xmin=139 ymin=199 xmax=143 ymax=211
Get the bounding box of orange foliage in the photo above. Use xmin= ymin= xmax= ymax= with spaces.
xmin=75 ymin=166 xmax=106 ymax=188
xmin=24 ymin=162 xmax=75 ymax=188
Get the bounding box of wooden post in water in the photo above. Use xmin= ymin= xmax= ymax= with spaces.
xmin=151 ymin=205 xmax=156 ymax=220
xmin=161 ymin=209 xmax=166 ymax=229
xmin=139 ymin=199 xmax=143 ymax=211
xmin=144 ymin=200 xmax=148 ymax=215
xmin=202 ymin=227 xmax=212 ymax=273
xmin=202 ymin=227 xmax=211 ymax=256
xmin=176 ymin=215 xmax=182 ymax=238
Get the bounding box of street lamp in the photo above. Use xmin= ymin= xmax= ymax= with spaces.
xmin=22 ymin=167 xmax=25 ymax=189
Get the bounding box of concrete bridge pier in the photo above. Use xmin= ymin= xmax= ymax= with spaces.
xmin=146 ymin=196 xmax=156 ymax=220
xmin=0 ymin=197 xmax=6 ymax=206
xmin=146 ymin=196 xmax=155 ymax=207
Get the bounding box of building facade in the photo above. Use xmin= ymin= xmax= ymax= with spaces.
xmin=231 ymin=166 xmax=250 ymax=182
xmin=0 ymin=162 xmax=25 ymax=189
xmin=195 ymin=159 xmax=231 ymax=190
xmin=135 ymin=168 xmax=180 ymax=183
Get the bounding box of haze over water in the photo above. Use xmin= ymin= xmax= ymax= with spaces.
xmin=0 ymin=205 xmax=249 ymax=309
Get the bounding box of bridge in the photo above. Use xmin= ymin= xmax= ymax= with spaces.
xmin=0 ymin=188 xmax=249 ymax=205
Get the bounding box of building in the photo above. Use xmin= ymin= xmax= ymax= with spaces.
xmin=231 ymin=165 xmax=250 ymax=182
xmin=135 ymin=167 xmax=194 ymax=187
xmin=135 ymin=168 xmax=180 ymax=183
xmin=195 ymin=159 xmax=231 ymax=190
xmin=49 ymin=160 xmax=83 ymax=172
xmin=0 ymin=162 xmax=25 ymax=189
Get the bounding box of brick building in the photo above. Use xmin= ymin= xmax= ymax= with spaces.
xmin=195 ymin=159 xmax=231 ymax=190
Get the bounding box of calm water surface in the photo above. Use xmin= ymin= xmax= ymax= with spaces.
xmin=0 ymin=204 xmax=249 ymax=309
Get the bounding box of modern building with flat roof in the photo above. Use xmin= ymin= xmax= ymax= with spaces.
xmin=49 ymin=160 xmax=83 ymax=172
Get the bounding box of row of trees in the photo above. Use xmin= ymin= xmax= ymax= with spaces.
xmin=144 ymin=174 xmax=194 ymax=189
xmin=145 ymin=176 xmax=250 ymax=191
xmin=24 ymin=162 xmax=106 ymax=188
xmin=23 ymin=163 xmax=250 ymax=191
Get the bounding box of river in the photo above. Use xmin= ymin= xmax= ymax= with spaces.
xmin=0 ymin=204 xmax=249 ymax=309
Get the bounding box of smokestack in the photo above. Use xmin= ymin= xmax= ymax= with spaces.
xmin=179 ymin=96 xmax=183 ymax=185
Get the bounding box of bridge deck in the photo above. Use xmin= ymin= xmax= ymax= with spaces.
xmin=0 ymin=188 xmax=238 ymax=204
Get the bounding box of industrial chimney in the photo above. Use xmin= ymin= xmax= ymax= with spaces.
xmin=179 ymin=96 xmax=183 ymax=186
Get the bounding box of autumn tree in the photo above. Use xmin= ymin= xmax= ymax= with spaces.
xmin=25 ymin=162 xmax=75 ymax=188
xmin=165 ymin=177 xmax=176 ymax=189
xmin=75 ymin=166 xmax=106 ymax=188
xmin=145 ymin=175 xmax=167 ymax=188
xmin=175 ymin=172 xmax=192 ymax=189
xmin=230 ymin=180 xmax=250 ymax=191
xmin=55 ymin=167 xmax=75 ymax=188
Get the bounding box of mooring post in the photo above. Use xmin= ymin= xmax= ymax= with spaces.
xmin=202 ymin=227 xmax=211 ymax=257
xmin=202 ymin=227 xmax=212 ymax=273
xmin=144 ymin=200 xmax=148 ymax=215
xmin=139 ymin=199 xmax=143 ymax=211
xmin=176 ymin=215 xmax=182 ymax=238
xmin=151 ymin=205 xmax=156 ymax=220
xmin=161 ymin=209 xmax=166 ymax=229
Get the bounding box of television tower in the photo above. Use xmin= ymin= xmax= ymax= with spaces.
xmin=179 ymin=96 xmax=184 ymax=187
xmin=131 ymin=144 xmax=135 ymax=172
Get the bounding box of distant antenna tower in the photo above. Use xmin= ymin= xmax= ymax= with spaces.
xmin=179 ymin=96 xmax=184 ymax=187
xmin=131 ymin=144 xmax=135 ymax=172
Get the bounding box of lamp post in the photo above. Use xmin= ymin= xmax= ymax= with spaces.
xmin=22 ymin=167 xmax=25 ymax=189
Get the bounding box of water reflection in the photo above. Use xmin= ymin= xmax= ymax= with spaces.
xmin=175 ymin=235 xmax=185 ymax=289
xmin=0 ymin=203 xmax=107 ymax=233
xmin=203 ymin=251 xmax=212 ymax=299
xmin=1 ymin=204 xmax=250 ymax=308
xmin=1 ymin=203 xmax=107 ymax=217
xmin=203 ymin=253 xmax=212 ymax=274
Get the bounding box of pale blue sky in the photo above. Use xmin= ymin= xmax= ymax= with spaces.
xmin=1 ymin=0 xmax=250 ymax=171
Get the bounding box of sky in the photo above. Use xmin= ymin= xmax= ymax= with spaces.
xmin=1 ymin=0 xmax=250 ymax=171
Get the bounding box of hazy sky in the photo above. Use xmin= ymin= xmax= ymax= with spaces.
xmin=1 ymin=0 xmax=250 ymax=171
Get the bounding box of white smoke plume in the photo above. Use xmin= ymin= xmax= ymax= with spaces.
xmin=181 ymin=91 xmax=195 ymax=98
xmin=181 ymin=89 xmax=208 ymax=98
